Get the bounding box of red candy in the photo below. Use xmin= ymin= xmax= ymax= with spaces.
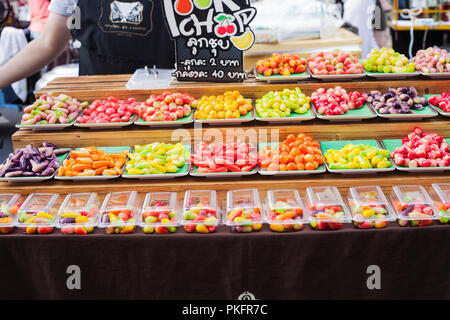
xmin=392 ymin=127 xmax=450 ymax=168
xmin=191 ymin=140 xmax=258 ymax=174
xmin=311 ymin=86 xmax=367 ymax=115
xmin=77 ymin=96 xmax=138 ymax=123
xmin=137 ymin=91 xmax=196 ymax=122
xmin=308 ymin=50 xmax=364 ymax=75
xmin=428 ymin=92 xmax=450 ymax=113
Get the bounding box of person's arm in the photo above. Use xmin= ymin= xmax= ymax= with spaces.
xmin=0 ymin=12 xmax=71 ymax=88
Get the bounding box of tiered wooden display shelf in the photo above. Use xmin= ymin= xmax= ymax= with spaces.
xmin=4 ymin=76 xmax=450 ymax=201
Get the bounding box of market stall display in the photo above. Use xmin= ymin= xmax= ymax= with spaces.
xmin=412 ymin=47 xmax=450 ymax=78
xmin=16 ymin=193 xmax=60 ymax=234
xmin=321 ymin=140 xmax=393 ymax=173
xmin=306 ymin=186 xmax=352 ymax=230
xmin=182 ymin=190 xmax=219 ymax=234
xmin=391 ymin=185 xmax=438 ymax=227
xmin=17 ymin=93 xmax=88 ymax=130
xmin=122 ymin=143 xmax=190 ymax=179
xmin=307 ymin=50 xmax=366 ymax=80
xmin=367 ymin=87 xmax=438 ymax=119
xmin=255 ymin=53 xmax=309 ymax=82
xmin=0 ymin=194 xmax=22 ymax=234
xmin=190 ymin=141 xmax=257 ymax=177
xmin=255 ymin=88 xmax=315 ymax=122
xmin=75 ymin=97 xmax=138 ymax=129
xmin=134 ymin=92 xmax=196 ymax=127
xmin=226 ymin=189 xmax=263 ymax=233
xmin=431 ymin=183 xmax=450 ymax=224
xmin=383 ymin=127 xmax=450 ymax=172
xmin=141 ymin=192 xmax=178 ymax=234
xmin=362 ymin=47 xmax=419 ymax=79
xmin=265 ymin=189 xmax=307 ymax=232
xmin=426 ymin=92 xmax=450 ymax=117
xmin=98 ymin=191 xmax=140 ymax=234
xmin=55 ymin=146 xmax=129 ymax=180
xmin=258 ymin=134 xmax=325 ymax=175
xmin=194 ymin=91 xmax=254 ymax=124
xmin=0 ymin=143 xmax=69 ymax=182
xmin=57 ymin=193 xmax=101 ymax=235
xmin=2 ymin=64 xmax=450 ymax=300
xmin=347 ymin=186 xmax=395 ymax=229
xmin=311 ymin=87 xmax=376 ymax=121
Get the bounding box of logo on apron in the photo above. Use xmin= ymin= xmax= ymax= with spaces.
xmin=99 ymin=0 xmax=154 ymax=37
xmin=110 ymin=1 xmax=143 ymax=24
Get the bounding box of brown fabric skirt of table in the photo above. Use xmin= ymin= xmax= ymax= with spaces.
xmin=1 ymin=222 xmax=449 ymax=300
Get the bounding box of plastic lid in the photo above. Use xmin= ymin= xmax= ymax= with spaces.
xmin=392 ymin=185 xmax=433 ymax=205
xmin=391 ymin=185 xmax=437 ymax=220
xmin=57 ymin=193 xmax=101 ymax=228
xmin=102 ymin=191 xmax=138 ymax=212
xmin=16 ymin=193 xmax=59 ymax=228
xmin=432 ymin=183 xmax=450 ymax=202
xmin=98 ymin=191 xmax=140 ymax=227
xmin=431 ymin=183 xmax=450 ymax=218
xmin=306 ymin=186 xmax=345 ymax=206
xmin=306 ymin=187 xmax=351 ymax=223
xmin=182 ymin=190 xmax=219 ymax=226
xmin=348 ymin=186 xmax=396 ymax=222
xmin=141 ymin=192 xmax=178 ymax=227
xmin=125 ymin=67 xmax=175 ymax=90
xmin=183 ymin=190 xmax=217 ymax=211
xmin=0 ymin=194 xmax=21 ymax=228
xmin=227 ymin=189 xmax=261 ymax=212
xmin=266 ymin=189 xmax=307 ymax=224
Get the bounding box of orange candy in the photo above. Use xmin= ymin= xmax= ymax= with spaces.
xmin=259 ymin=134 xmax=325 ymax=172
xmin=57 ymin=146 xmax=128 ymax=177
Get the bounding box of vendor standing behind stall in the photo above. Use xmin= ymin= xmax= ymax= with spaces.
xmin=0 ymin=0 xmax=175 ymax=88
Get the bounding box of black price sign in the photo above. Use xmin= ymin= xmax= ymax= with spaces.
xmin=162 ymin=0 xmax=257 ymax=82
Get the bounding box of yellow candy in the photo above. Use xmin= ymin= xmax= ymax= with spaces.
xmin=363 ymin=209 xmax=375 ymax=218
xmin=36 ymin=212 xmax=53 ymax=220
xmin=127 ymin=168 xmax=143 ymax=175
xmin=85 ymin=226 xmax=94 ymax=233
xmin=143 ymin=226 xmax=155 ymax=234
xmin=270 ymin=224 xmax=285 ymax=232
xmin=61 ymin=212 xmax=81 ymax=219
xmin=252 ymin=223 xmax=262 ymax=231
xmin=195 ymin=224 xmax=209 ymax=233
xmin=26 ymin=227 xmax=37 ymax=234
xmin=75 ymin=216 xmax=89 ymax=223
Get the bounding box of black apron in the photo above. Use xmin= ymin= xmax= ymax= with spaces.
xmin=72 ymin=0 xmax=175 ymax=75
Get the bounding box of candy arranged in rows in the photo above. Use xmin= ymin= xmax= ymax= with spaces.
xmin=1 ymin=183 xmax=448 ymax=235
xmin=2 ymin=128 xmax=449 ymax=181
xmin=17 ymin=88 xmax=450 ymax=131
xmin=256 ymin=47 xmax=450 ymax=82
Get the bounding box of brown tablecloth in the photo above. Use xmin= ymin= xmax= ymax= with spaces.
xmin=1 ymin=222 xmax=450 ymax=300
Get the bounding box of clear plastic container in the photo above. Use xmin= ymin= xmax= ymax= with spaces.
xmin=182 ymin=190 xmax=219 ymax=234
xmin=141 ymin=192 xmax=178 ymax=234
xmin=430 ymin=183 xmax=450 ymax=224
xmin=98 ymin=191 xmax=140 ymax=234
xmin=16 ymin=193 xmax=60 ymax=234
xmin=57 ymin=193 xmax=101 ymax=235
xmin=0 ymin=194 xmax=23 ymax=234
xmin=391 ymin=185 xmax=437 ymax=227
xmin=348 ymin=186 xmax=396 ymax=229
xmin=226 ymin=189 xmax=263 ymax=233
xmin=306 ymin=186 xmax=351 ymax=230
xmin=266 ymin=189 xmax=307 ymax=232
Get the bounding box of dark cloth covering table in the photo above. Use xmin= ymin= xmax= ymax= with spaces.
xmin=1 ymin=222 xmax=449 ymax=300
